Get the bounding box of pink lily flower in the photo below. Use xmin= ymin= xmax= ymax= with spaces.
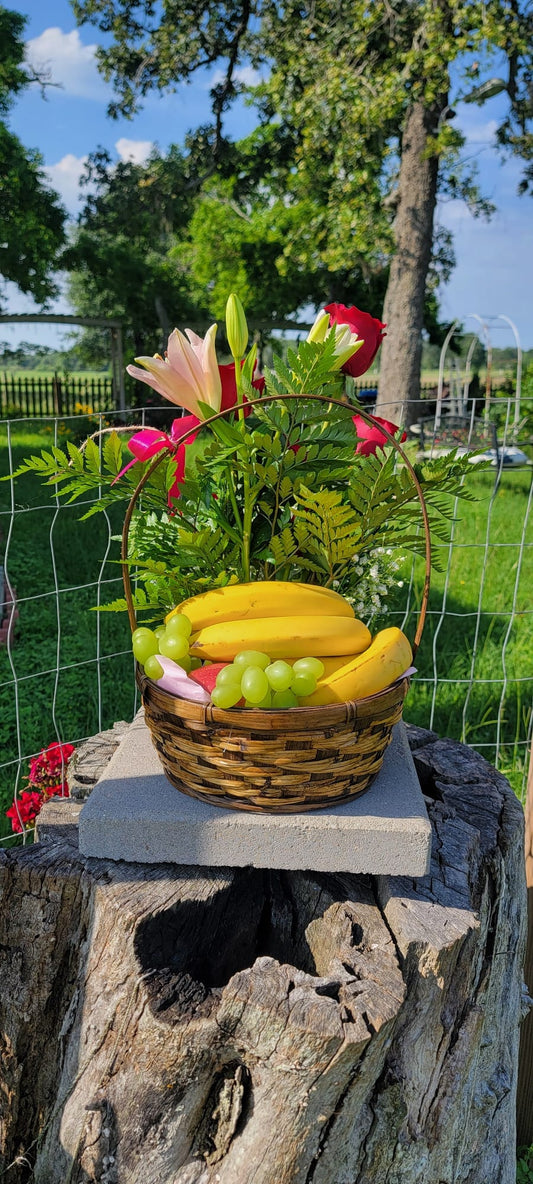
xmin=126 ymin=324 xmax=222 ymax=418
xmin=116 ymin=362 xmax=266 ymax=509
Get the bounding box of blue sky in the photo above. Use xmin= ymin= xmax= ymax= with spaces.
xmin=3 ymin=0 xmax=533 ymax=353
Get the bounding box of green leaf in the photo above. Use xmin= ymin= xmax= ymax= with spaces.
xmin=196 ymin=400 xmax=217 ymax=422
xmin=66 ymin=441 xmax=84 ymax=472
xmin=103 ymin=431 xmax=124 ymax=477
xmin=84 ymin=438 xmax=102 ymax=476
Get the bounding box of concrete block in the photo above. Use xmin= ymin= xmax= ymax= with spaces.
xmin=79 ymin=713 xmax=432 ymax=875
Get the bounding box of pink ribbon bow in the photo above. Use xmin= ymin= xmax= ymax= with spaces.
xmin=114 ymin=414 xmax=200 ymax=508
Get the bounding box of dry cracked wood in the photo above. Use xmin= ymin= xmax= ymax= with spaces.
xmin=0 ymin=724 xmax=527 ymax=1184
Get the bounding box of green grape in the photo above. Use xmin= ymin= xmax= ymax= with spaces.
xmin=211 ymin=684 xmax=243 ymax=709
xmin=216 ymin=664 xmax=242 ymax=688
xmin=159 ymin=633 xmax=189 ymax=662
xmin=166 ymin=613 xmax=192 ymax=639
xmin=179 ymin=654 xmax=192 ymax=674
xmin=144 ymin=654 xmax=164 ymax=680
xmin=271 ymin=689 xmax=299 ymax=709
xmin=292 ymin=657 xmax=325 ymax=679
xmin=244 ymin=689 xmax=272 ymax=709
xmin=234 ymin=650 xmax=271 ymax=672
xmin=265 ymin=660 xmax=293 ymax=692
xmin=154 ymin=626 xmax=166 ymax=640
xmin=132 ymin=626 xmax=151 ymax=643
xmin=241 ymin=666 xmax=269 ymax=704
xmin=189 ymin=657 xmax=202 ymax=671
xmin=132 ymin=629 xmax=159 ymax=664
xmin=291 ymin=672 xmax=317 ymax=697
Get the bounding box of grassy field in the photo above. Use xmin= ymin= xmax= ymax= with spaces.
xmin=398 ymin=463 xmax=533 ymax=797
xmin=1 ymin=423 xmax=532 ymax=841
xmin=2 ymin=366 xmax=515 ymax=384
xmin=0 ymin=422 xmax=135 ymax=840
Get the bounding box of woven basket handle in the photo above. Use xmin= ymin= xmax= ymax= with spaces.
xmin=121 ymin=393 xmax=430 ymax=658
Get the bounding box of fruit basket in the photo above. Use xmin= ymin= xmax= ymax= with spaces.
xmin=10 ymin=294 xmax=482 ymax=821
xmin=122 ymin=391 xmax=430 ymax=813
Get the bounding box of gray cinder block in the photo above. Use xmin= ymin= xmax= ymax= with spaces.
xmin=79 ymin=714 xmax=432 ymax=875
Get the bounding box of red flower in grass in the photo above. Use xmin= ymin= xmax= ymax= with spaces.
xmin=43 ymin=783 xmax=70 ymax=800
xmin=6 ymin=791 xmax=43 ymax=834
xmin=29 ymin=741 xmax=75 ymax=787
xmin=6 ymin=740 xmax=75 ymax=833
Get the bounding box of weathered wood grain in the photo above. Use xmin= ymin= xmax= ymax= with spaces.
xmin=517 ymin=745 xmax=533 ymax=1144
xmin=0 ymin=725 xmax=526 ymax=1184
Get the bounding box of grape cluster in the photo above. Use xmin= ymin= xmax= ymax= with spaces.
xmin=211 ymin=651 xmax=324 ymax=710
xmin=132 ymin=614 xmax=199 ymax=679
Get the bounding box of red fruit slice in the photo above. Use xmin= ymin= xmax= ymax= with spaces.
xmin=189 ymin=662 xmax=229 ymax=693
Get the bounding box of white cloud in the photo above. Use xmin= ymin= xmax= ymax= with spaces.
xmin=25 ymin=27 xmax=109 ymax=101
xmin=45 ymin=154 xmax=88 ymax=214
xmin=210 ymin=65 xmax=264 ymax=88
xmin=464 ymin=118 xmax=498 ymax=147
xmin=234 ymin=65 xmax=264 ymax=87
xmin=460 ymin=117 xmax=499 ymax=149
xmin=115 ymin=138 xmax=154 ymax=165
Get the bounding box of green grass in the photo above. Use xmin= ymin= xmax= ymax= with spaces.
xmin=1 ymin=426 xmax=532 ymax=840
xmin=397 ymin=466 xmax=533 ymax=799
xmin=0 ymin=422 xmax=135 ymax=838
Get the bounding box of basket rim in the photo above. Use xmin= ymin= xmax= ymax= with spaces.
xmin=136 ymin=663 xmax=410 ymax=729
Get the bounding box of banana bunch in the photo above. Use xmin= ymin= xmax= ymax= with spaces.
xmin=301 ymin=628 xmax=413 ymax=706
xmin=167 ymin=582 xmax=412 ymax=703
xmin=168 ymin=580 xmax=355 ymax=632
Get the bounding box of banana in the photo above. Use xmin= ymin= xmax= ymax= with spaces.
xmin=167 ymin=581 xmax=354 ymax=632
xmin=302 ymin=627 xmax=413 ymax=706
xmin=313 ymin=654 xmax=361 ymax=678
xmin=190 ymin=614 xmax=372 ymax=662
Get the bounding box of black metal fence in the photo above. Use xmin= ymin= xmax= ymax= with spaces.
xmin=0 ymin=373 xmax=114 ymax=419
xmin=0 ymin=370 xmax=465 ymax=422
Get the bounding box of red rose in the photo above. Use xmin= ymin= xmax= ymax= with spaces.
xmin=325 ymin=303 xmax=386 ymax=377
xmin=353 ymin=414 xmax=407 ymax=456
xmin=6 ymin=790 xmax=43 ymax=833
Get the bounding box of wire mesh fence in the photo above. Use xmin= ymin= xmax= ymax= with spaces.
xmin=1 ymin=380 xmax=532 ymax=844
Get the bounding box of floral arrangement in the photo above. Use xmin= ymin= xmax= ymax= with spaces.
xmin=6 ymin=741 xmax=74 ymax=834
xmin=11 ymin=297 xmax=478 ymax=714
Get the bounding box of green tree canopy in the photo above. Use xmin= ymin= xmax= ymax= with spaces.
xmin=69 ymin=1 xmax=533 ymax=418
xmin=0 ymin=6 xmax=66 ymax=306
xmin=64 ymin=146 xmax=205 ymax=361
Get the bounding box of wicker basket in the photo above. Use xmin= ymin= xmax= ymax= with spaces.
xmin=122 ymin=393 xmax=430 ymax=813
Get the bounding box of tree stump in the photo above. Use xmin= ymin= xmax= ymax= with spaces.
xmin=0 ymin=725 xmax=526 ymax=1184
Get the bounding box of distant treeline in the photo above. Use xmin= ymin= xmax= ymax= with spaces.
xmin=421 ymin=335 xmax=532 ymax=371
xmin=1 ymin=335 xmax=530 ymax=377
xmin=0 ymin=341 xmax=110 ymax=373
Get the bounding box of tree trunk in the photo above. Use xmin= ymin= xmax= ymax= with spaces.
xmin=517 ymin=746 xmax=533 ymax=1143
xmin=0 ymin=725 xmax=526 ymax=1184
xmin=376 ymin=100 xmax=444 ymax=429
